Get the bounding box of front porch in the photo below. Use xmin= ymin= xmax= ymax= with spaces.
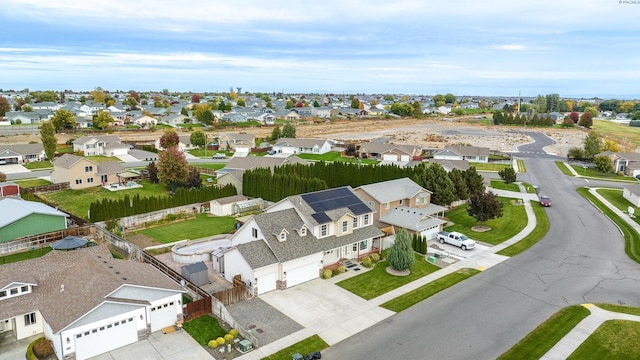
xmin=322 ymin=247 xmax=380 ymax=271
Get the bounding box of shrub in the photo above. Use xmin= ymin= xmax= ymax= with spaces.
xmin=361 ymin=256 xmax=373 ymax=268
xmin=332 ymin=268 xmax=341 ymax=276
xmin=208 ymin=339 xmax=218 ymax=348
xmin=336 ymin=265 xmax=346 ymax=273
xmin=216 ymin=337 xmax=226 ymax=346
xmin=33 ymin=338 xmax=54 ymax=358
xmin=229 ymin=328 xmax=239 ymax=337
xmin=165 ymin=213 xmax=177 ymax=221
xmin=224 ymin=333 xmax=234 ymax=343
xmin=321 ymin=269 xmax=333 ymax=279
xmin=370 ymin=253 xmax=380 ymax=262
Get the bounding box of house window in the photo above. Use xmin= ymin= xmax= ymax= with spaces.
xmin=360 ymin=240 xmax=367 ymax=250
xmin=0 ymin=290 xmax=6 ymax=298
xmin=279 ymin=232 xmax=286 ymax=241
xmin=252 ymin=228 xmax=258 ymax=238
xmin=321 ymin=224 xmax=328 ymax=237
xmin=364 ymin=214 xmax=370 ymax=225
xmin=75 ymin=179 xmax=82 ymax=185
xmin=385 ymin=202 xmax=390 ymax=209
xmin=353 ymin=217 xmax=358 ymax=228
xmin=300 ymin=227 xmax=306 ymax=236
xmin=353 ymin=243 xmax=358 ymax=251
xmin=368 ymin=201 xmax=374 ymax=209
xmin=10 ymin=288 xmax=18 ymax=295
xmin=87 ymin=178 xmax=94 ymax=183
xmin=101 ymin=175 xmax=108 ymax=183
xmin=399 ymin=199 xmax=403 ymax=205
xmin=24 ymin=312 xmax=36 ymax=326
xmin=342 ymin=220 xmax=348 ymax=232
xmin=21 ymin=286 xmax=28 ymax=292
xmin=84 ymin=166 xmax=93 ymax=172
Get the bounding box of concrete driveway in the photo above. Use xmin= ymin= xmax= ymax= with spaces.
xmin=89 ymin=330 xmax=212 ymax=360
xmin=0 ymin=164 xmax=29 ymax=174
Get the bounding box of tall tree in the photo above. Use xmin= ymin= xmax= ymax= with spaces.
xmin=444 ymin=93 xmax=456 ymax=104
xmin=569 ymin=111 xmax=580 ymax=123
xmin=579 ymin=112 xmax=593 ymax=129
xmin=40 ymin=121 xmax=57 ymax=161
xmin=593 ymin=155 xmax=614 ymax=173
xmin=498 ymin=167 xmax=517 ymax=184
xmin=197 ymin=109 xmax=215 ymax=126
xmin=422 ymin=163 xmax=456 ymax=206
xmin=191 ymin=94 xmax=201 ymax=103
xmin=160 ymin=129 xmax=180 ymax=149
xmin=448 ymin=168 xmax=469 ymax=200
xmin=93 ymin=110 xmax=113 ymax=129
xmin=190 ymin=129 xmax=207 ymax=148
xmin=157 ymin=146 xmax=189 ymax=189
xmin=90 ymin=87 xmax=106 ymax=103
xmin=185 ymin=168 xmax=202 ymax=189
xmin=271 ymin=125 xmax=282 ymax=140
xmin=146 ymin=161 xmax=159 ymax=183
xmin=51 ymin=109 xmax=76 ymax=131
xmin=583 ymin=131 xmax=602 ymax=160
xmin=464 ymin=167 xmax=485 ymax=195
xmin=129 ymin=90 xmax=140 ymax=103
xmin=237 ymin=97 xmax=246 ymax=107
xmin=467 ymin=191 xmax=503 ymax=225
xmin=386 ymin=229 xmax=415 ymax=272
xmin=0 ymin=96 xmax=11 ymax=116
xmin=350 ymin=98 xmax=360 ymax=109
xmin=282 ymin=123 xmax=296 ymax=138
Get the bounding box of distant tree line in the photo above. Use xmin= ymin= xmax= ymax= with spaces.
xmin=88 ymin=184 xmax=236 ymax=222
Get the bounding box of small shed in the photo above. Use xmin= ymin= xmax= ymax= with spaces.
xmin=51 ymin=236 xmax=88 ymax=251
xmin=0 ymin=182 xmax=20 ymax=198
xmin=181 ymin=261 xmax=210 ymax=286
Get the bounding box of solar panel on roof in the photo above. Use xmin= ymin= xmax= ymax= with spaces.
xmin=312 ymin=212 xmax=331 ymax=224
xmin=348 ymin=203 xmax=371 ymax=215
xmin=302 ymin=187 xmax=367 ymax=213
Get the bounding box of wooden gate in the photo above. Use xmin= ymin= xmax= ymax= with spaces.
xmin=184 ymin=296 xmax=212 ymax=322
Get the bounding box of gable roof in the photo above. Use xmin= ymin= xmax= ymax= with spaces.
xmin=235 ymin=240 xmax=279 ymax=269
xmin=225 ymin=155 xmax=307 ymax=171
xmin=445 ymin=145 xmax=490 ymax=157
xmin=52 ymin=153 xmax=96 ymax=169
xmin=359 ymin=142 xmax=418 ymax=155
xmin=0 ymin=143 xmax=44 ymax=155
xmin=0 ymin=198 xmax=68 ymax=228
xmin=425 ymin=158 xmax=470 ymax=171
xmin=624 ymin=183 xmax=640 ymax=196
xmin=285 ymin=186 xmax=372 ymax=226
xmin=273 ymin=138 xmax=329 ymax=149
xmin=0 ymin=245 xmax=183 ymax=333
xmin=356 ymin=178 xmax=431 ymax=204
xmin=96 ymin=161 xmax=125 ymax=175
xmin=73 ymin=135 xmax=122 ymax=145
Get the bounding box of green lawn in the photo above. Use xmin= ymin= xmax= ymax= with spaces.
xmin=261 ymin=335 xmax=328 ymax=360
xmin=516 ymin=159 xmax=526 ymax=173
xmin=23 ymin=161 xmax=53 ymax=170
xmin=13 ymin=178 xmax=52 ymax=188
xmin=296 ymin=152 xmax=379 ymax=164
xmin=40 ymin=181 xmax=168 ymax=219
xmin=555 ymin=161 xmax=575 ymax=176
xmin=497 ymin=305 xmax=591 ymax=360
xmin=443 ymin=197 xmax=527 ymax=245
xmin=595 ymin=188 xmax=640 ymax=227
xmin=578 ymin=187 xmax=640 ymax=264
xmin=470 ymin=162 xmax=511 ymax=171
xmin=192 ymin=163 xmax=226 ymax=170
xmin=0 ymin=247 xmax=52 ymax=265
xmin=336 ymin=254 xmax=440 ymax=300
xmin=522 ymin=182 xmax=536 ymax=194
xmin=182 ymin=315 xmax=227 ymax=346
xmin=86 ymin=155 xmax=121 ymax=163
xmin=381 ymin=268 xmax=480 ymax=312
xmin=567 ymin=320 xmax=640 ymax=359
xmin=135 ymin=214 xmax=236 ymax=243
xmin=596 ymin=303 xmax=640 ymax=316
xmin=490 ymin=179 xmax=520 ymax=192
xmin=592 ymin=119 xmax=640 ymax=148
xmin=571 ymin=164 xmax=635 ymax=181
xmin=497 ymin=201 xmax=550 ymax=257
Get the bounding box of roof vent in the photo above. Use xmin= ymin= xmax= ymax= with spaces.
xmin=60 ymin=284 xmax=65 ymax=293
xmin=122 ymin=277 xmax=127 ymax=281
xmin=115 ymin=271 xmax=120 ymax=275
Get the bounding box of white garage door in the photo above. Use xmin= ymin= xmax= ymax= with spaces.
xmin=150 ymin=302 xmax=178 ymax=332
xmin=421 ymin=226 xmax=441 ymax=240
xmin=287 ymin=263 xmax=319 ymax=288
xmin=256 ymin=272 xmax=277 ymax=295
xmin=75 ymin=317 xmax=137 ymax=359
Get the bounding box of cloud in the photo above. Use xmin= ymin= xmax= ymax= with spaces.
xmin=492 ymin=44 xmax=527 ymax=51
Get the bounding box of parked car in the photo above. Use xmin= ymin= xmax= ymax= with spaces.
xmin=540 ymin=195 xmax=551 ymax=207
xmin=212 ymin=153 xmax=226 ymax=159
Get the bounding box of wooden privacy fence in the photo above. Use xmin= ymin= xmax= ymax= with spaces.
xmin=184 ymin=297 xmax=212 ymax=322
xmin=212 ymin=285 xmax=247 ymax=306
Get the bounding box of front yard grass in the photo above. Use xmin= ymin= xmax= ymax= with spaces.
xmin=182 ymin=315 xmax=227 ymax=346
xmin=595 ymin=188 xmax=640 ymax=226
xmin=516 ymin=159 xmax=526 ymax=173
xmin=192 ymin=163 xmax=226 ymax=170
xmin=490 ymin=179 xmax=520 ymax=192
xmin=571 ymin=164 xmax=635 ymax=182
xmin=381 ymin=268 xmax=480 ymax=312
xmin=443 ymin=197 xmax=527 ymax=245
xmin=567 ymin=320 xmax=640 ymax=359
xmin=134 ymin=214 xmax=236 ymax=244
xmin=23 ymin=161 xmax=53 ymax=170
xmin=86 ymin=155 xmax=121 ymax=163
xmin=296 ymin=152 xmax=379 ymax=164
xmin=497 ymin=201 xmax=549 ymax=257
xmin=40 ymin=181 xmax=168 ymax=219
xmin=497 ymin=305 xmax=591 ymax=360
xmin=261 ymin=334 xmax=328 ymax=360
xmin=336 ymin=253 xmax=440 ymax=300
xmin=470 ymin=162 xmax=510 ymax=171
xmin=596 ymin=303 xmax=640 ymax=316
xmin=555 ymin=161 xmax=575 ymax=176
xmin=0 ymin=247 xmax=52 ymax=265
xmin=13 ymin=178 xmax=52 ymax=188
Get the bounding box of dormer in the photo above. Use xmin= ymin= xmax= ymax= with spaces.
xmin=275 ymin=229 xmax=289 ymax=242
xmin=296 ymin=225 xmax=309 ymax=237
xmin=0 ymin=282 xmax=36 ymax=301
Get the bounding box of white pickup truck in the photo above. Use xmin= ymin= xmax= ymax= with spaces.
xmin=436 ymin=231 xmax=476 ymax=250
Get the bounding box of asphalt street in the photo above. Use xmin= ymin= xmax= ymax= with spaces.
xmin=324 ymin=134 xmax=640 ymax=360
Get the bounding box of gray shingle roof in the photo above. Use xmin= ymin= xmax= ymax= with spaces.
xmin=53 ymin=153 xmax=90 ymax=169
xmin=379 ymin=206 xmax=447 ymax=232
xmin=0 ymin=143 xmax=44 ymax=155
xmin=225 ymin=155 xmax=307 ymax=171
xmin=73 ymin=135 xmax=122 ymax=145
xmin=0 ymin=245 xmax=183 ymax=333
xmin=356 ymin=178 xmax=431 ymax=203
xmin=235 ymin=241 xmax=279 ymax=269
xmin=273 ymin=138 xmax=328 ymax=148
xmin=97 ymin=161 xmax=125 ymax=175
xmin=445 ymin=145 xmax=490 ymax=157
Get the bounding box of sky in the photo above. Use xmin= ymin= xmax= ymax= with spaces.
xmin=1 ymin=0 xmax=639 ymax=98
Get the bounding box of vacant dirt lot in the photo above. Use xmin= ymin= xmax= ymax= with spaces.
xmin=4 ymin=117 xmax=586 ymax=156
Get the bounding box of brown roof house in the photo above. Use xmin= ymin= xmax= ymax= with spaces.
xmin=0 ymin=245 xmax=184 ymax=360
xmin=50 ymin=154 xmax=125 ymax=190
xmin=433 ymin=145 xmax=490 ymax=163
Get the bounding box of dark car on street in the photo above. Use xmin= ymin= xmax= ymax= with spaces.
xmin=540 ymin=195 xmax=551 ymax=207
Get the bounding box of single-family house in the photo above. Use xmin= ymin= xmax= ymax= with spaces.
xmin=0 ymin=198 xmax=68 ymax=242
xmin=311 ymin=106 xmax=332 ymax=118
xmin=0 ymin=144 xmax=47 ymax=164
xmin=72 ymin=135 xmax=127 ymax=156
xmin=358 ymin=142 xmax=421 ymax=161
xmin=160 ymin=114 xmax=187 ymax=127
xmin=218 ymin=133 xmax=256 ymax=151
xmin=596 ymin=151 xmax=640 ymax=176
xmin=216 ymin=170 xmax=244 ymax=195
xmin=0 ymin=245 xmax=185 ymax=360
xmin=425 ymin=158 xmax=470 ymax=172
xmin=623 ymin=184 xmax=640 ymax=207
xmin=130 ymin=114 xmax=158 ymax=128
xmin=271 ymin=138 xmax=332 ymax=155
xmin=50 ymin=154 xmax=124 ymax=190
xmin=354 ymin=178 xmax=447 ymax=238
xmin=433 ymin=145 xmax=490 ymax=163
xmin=4 ymin=111 xmax=43 ymax=124
xmin=223 ymin=186 xmax=384 ymax=295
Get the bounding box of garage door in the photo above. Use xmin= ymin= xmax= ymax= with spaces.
xmin=420 ymin=226 xmax=440 ymax=240
xmin=287 ymin=263 xmax=319 ymax=288
xmin=75 ymin=317 xmax=137 ymax=359
xmin=256 ymin=272 xmax=276 ymax=295
xmin=150 ymin=302 xmax=178 ymax=332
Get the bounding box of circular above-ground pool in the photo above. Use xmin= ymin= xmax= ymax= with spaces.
xmin=171 ymin=237 xmax=232 ymax=264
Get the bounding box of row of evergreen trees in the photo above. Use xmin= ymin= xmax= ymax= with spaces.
xmin=411 ymin=232 xmax=429 ymax=255
xmin=493 ymin=111 xmax=555 ymax=127
xmin=88 ymin=184 xmax=236 ymax=222
xmin=242 ymin=161 xmax=486 ymax=205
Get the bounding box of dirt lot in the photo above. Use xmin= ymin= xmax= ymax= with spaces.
xmin=4 ymin=117 xmax=587 ymax=156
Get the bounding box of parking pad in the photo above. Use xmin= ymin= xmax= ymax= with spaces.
xmin=227 ymin=297 xmax=303 ymax=346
